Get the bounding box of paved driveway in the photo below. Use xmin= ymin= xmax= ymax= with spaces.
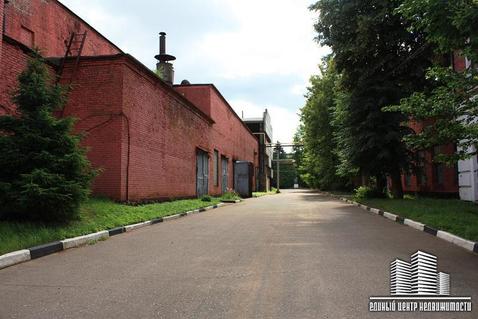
xmin=0 ymin=190 xmax=477 ymax=318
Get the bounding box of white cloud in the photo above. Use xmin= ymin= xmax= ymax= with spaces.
xmin=291 ymin=83 xmax=307 ymax=96
xmin=231 ymin=99 xmax=300 ymax=144
xmin=189 ymin=0 xmax=329 ymax=80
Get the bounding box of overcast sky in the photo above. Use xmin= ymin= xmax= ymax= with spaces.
xmin=60 ymin=0 xmax=329 ymax=143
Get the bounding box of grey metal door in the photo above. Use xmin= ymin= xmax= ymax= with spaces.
xmin=234 ymin=161 xmax=253 ymax=198
xmin=196 ymin=150 xmax=209 ymax=197
xmin=221 ymin=157 xmax=228 ymax=194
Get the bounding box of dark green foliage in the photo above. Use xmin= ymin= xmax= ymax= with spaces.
xmin=0 ymin=52 xmax=95 ymax=222
xmin=387 ymin=0 xmax=478 ymax=164
xmin=309 ymin=0 xmax=434 ymax=198
xmin=397 ymin=0 xmax=478 ymax=62
xmin=385 ymin=66 xmax=478 ymax=164
xmin=201 ymin=195 xmax=212 ymax=202
xmin=298 ymin=58 xmax=349 ymax=190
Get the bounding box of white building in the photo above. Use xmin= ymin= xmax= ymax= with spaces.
xmin=458 ymin=147 xmax=478 ymax=201
xmin=457 ymin=58 xmax=478 ymax=201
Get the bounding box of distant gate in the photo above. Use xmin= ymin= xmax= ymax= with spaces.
xmin=196 ymin=150 xmax=209 ymax=197
xmin=221 ymin=157 xmax=228 ymax=194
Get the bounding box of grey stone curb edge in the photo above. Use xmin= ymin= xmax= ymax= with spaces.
xmin=332 ymin=194 xmax=478 ymax=254
xmin=0 ymin=202 xmax=229 ymax=270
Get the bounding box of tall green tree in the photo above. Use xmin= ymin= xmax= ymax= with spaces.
xmin=310 ymin=0 xmax=434 ymax=198
xmin=299 ymin=58 xmax=348 ymax=190
xmin=386 ymin=0 xmax=478 ymax=164
xmin=0 ymin=52 xmax=95 ymax=222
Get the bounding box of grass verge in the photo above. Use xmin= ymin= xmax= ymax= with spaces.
xmin=0 ymin=197 xmax=221 ymax=255
xmin=253 ymin=188 xmax=278 ymax=197
xmin=357 ymin=197 xmax=478 ymax=242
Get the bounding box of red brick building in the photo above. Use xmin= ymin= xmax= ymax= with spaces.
xmin=400 ymin=53 xmax=467 ymax=196
xmin=0 ymin=0 xmax=259 ymax=201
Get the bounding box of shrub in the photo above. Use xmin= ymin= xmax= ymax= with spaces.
xmin=0 ymin=52 xmax=95 ymax=222
xmin=221 ymin=190 xmax=241 ymax=201
xmin=201 ymin=195 xmax=212 ymax=202
xmin=354 ymin=186 xmax=374 ymax=200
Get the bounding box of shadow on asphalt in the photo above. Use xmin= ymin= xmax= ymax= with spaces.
xmin=298 ymin=192 xmax=336 ymax=202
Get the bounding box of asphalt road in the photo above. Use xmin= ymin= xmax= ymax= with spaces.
xmin=0 ymin=190 xmax=477 ymax=318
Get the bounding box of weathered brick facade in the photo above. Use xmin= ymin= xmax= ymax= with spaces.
xmin=3 ymin=0 xmax=121 ymax=57
xmin=0 ymin=0 xmax=4 ymax=67
xmin=0 ymin=0 xmax=259 ymax=201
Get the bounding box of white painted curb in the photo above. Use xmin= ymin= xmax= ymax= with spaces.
xmin=125 ymin=221 xmax=152 ymax=232
xmin=163 ymin=214 xmax=182 ymax=221
xmin=0 ymin=202 xmax=229 ymax=270
xmin=383 ymin=212 xmax=397 ymax=221
xmin=0 ymin=250 xmax=31 ymax=269
xmin=404 ymin=219 xmax=425 ymax=231
xmin=335 ymin=195 xmax=477 ymax=254
xmin=61 ymin=231 xmax=110 ymax=250
xmin=437 ymin=230 xmax=476 ymax=251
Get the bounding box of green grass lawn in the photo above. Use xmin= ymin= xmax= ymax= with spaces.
xmin=357 ymin=197 xmax=478 ymax=242
xmin=0 ymin=197 xmax=221 ymax=255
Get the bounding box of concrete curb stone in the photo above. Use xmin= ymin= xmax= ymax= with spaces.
xmin=437 ymin=231 xmax=475 ymax=251
xmin=383 ymin=212 xmax=397 ymax=221
xmin=125 ymin=221 xmax=152 ymax=232
xmin=62 ymin=231 xmax=109 ymax=249
xmin=163 ymin=214 xmax=182 ymax=221
xmin=29 ymin=242 xmax=63 ymax=259
xmin=0 ymin=202 xmax=226 ymax=270
xmin=108 ymin=227 xmax=125 ymax=236
xmin=404 ymin=219 xmax=425 ymax=231
xmin=326 ymin=192 xmax=478 ymax=255
xmin=0 ymin=250 xmax=30 ymax=269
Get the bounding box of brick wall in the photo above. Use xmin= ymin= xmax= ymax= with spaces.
xmin=402 ymin=120 xmax=458 ymax=195
xmin=174 ymin=85 xmax=212 ymax=118
xmin=0 ymin=0 xmax=4 ymax=68
xmin=175 ymin=84 xmax=259 ymax=196
xmin=0 ymin=39 xmax=31 ymax=114
xmin=208 ymin=86 xmax=258 ymax=194
xmin=3 ymin=0 xmax=121 ymax=57
xmin=63 ymin=56 xmax=258 ymax=201
xmin=453 ymin=52 xmax=466 ymax=72
xmin=61 ymin=57 xmax=125 ymax=199
xmin=121 ymin=60 xmax=212 ymax=201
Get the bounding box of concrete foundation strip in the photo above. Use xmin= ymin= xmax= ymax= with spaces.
xmin=0 ymin=202 xmax=230 ymax=270
xmin=334 ymin=195 xmax=478 ymax=254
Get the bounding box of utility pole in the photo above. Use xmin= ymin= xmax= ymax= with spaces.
xmin=276 ymin=147 xmax=280 ymax=192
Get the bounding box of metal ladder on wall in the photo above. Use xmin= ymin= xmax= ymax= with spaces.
xmin=57 ymin=31 xmax=88 ymax=85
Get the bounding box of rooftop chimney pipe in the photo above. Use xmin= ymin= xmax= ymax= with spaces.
xmin=155 ymin=32 xmax=176 ymax=85
xmin=159 ymin=32 xmax=166 ymax=55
